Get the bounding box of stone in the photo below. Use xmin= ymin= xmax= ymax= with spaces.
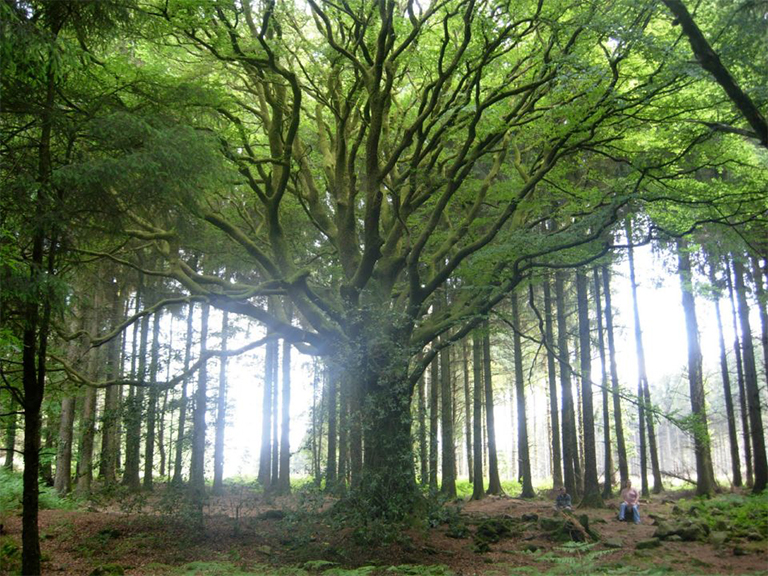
xmin=678 ymin=524 xmax=707 ymax=542
xmin=604 ymin=538 xmax=623 ymax=549
xmin=636 ymin=538 xmax=661 ymax=549
xmin=652 ymin=521 xmax=677 ymax=540
xmin=260 ymin=509 xmax=286 ymax=520
xmin=746 ymin=531 xmax=764 ymax=541
xmin=524 ymin=544 xmax=541 ymax=553
xmin=709 ymin=532 xmax=728 ymax=547
xmin=521 ymin=513 xmax=539 ymax=522
xmin=672 ymin=505 xmax=684 ymax=516
xmin=714 ymin=519 xmax=729 ymax=532
xmin=733 ymin=546 xmax=749 ymax=556
xmin=256 ymin=545 xmax=273 ymax=555
xmin=666 ymin=535 xmax=682 ymax=542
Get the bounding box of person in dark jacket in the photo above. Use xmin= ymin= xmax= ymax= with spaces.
xmin=555 ymin=487 xmax=572 ymax=511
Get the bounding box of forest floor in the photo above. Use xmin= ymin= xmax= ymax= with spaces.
xmin=1 ymin=484 xmax=766 ymax=575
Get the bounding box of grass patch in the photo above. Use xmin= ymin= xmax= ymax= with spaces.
xmin=0 ymin=468 xmax=77 ymax=516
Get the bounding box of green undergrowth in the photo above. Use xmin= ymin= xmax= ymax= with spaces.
xmin=676 ymin=491 xmax=768 ymax=538
xmin=163 ymin=561 xmax=454 ymax=576
xmin=0 ymin=468 xmax=77 ymax=515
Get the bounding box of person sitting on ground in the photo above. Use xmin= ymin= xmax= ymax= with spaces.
xmin=555 ymin=487 xmax=572 ymax=511
xmin=619 ymin=480 xmax=640 ymax=524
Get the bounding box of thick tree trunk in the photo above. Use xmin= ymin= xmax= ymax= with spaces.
xmin=143 ymin=309 xmax=162 ymax=490
xmin=471 ymin=331 xmax=485 ymax=500
xmin=677 ymin=240 xmax=717 ymax=496
xmin=75 ymin=382 xmax=98 ymax=496
xmin=482 ymin=321 xmax=503 ymax=495
xmin=750 ymin=256 xmax=768 ymax=387
xmin=278 ymin=308 xmax=292 ymax=494
xmin=440 ymin=334 xmax=457 ymax=496
xmin=173 ymin=302 xmax=195 ymax=484
xmin=593 ymin=268 xmax=614 ymax=496
xmin=271 ymin=336 xmax=280 ymax=484
xmin=576 ymin=271 xmax=604 ymax=507
xmin=189 ymin=301 xmax=210 ymax=501
xmin=428 ymin=353 xmax=439 ymax=492
xmin=98 ymin=286 xmax=123 ymax=485
xmin=512 ymin=294 xmax=534 ymax=498
xmin=733 ymin=259 xmax=768 ymax=492
xmin=462 ymin=339 xmax=473 ymax=484
xmin=541 ymin=279 xmax=563 ymax=489
xmin=53 ymin=397 xmax=76 ymax=495
xmin=602 ymin=265 xmax=629 ymax=489
xmin=213 ymin=311 xmax=229 ymax=495
xmin=727 ymin=262 xmax=753 ymax=486
xmin=555 ymin=271 xmax=579 ymax=497
xmin=710 ymin=263 xmax=742 ymax=487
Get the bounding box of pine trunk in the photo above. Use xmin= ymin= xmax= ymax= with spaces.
xmin=512 ymin=294 xmax=534 ymax=497
xmin=677 ymin=240 xmax=717 ymax=495
xmin=143 ymin=309 xmax=162 ymax=490
xmin=594 ymin=268 xmax=614 ymax=496
xmin=258 ymin=329 xmax=275 ymax=489
xmin=173 ymin=301 xmax=195 ymax=484
xmin=53 ymin=397 xmax=76 ymax=495
xmin=541 ymin=279 xmax=563 ymax=489
xmin=733 ymin=259 xmax=768 ymax=492
xmin=471 ymin=331 xmax=485 ymax=500
xmin=326 ymin=363 xmax=338 ymax=489
xmin=189 ymin=301 xmax=210 ymax=501
xmin=462 ymin=339 xmax=473 ymax=484
xmin=428 ymin=353 xmax=439 ymax=492
xmin=213 ymin=311 xmax=230 ymax=495
xmin=278 ymin=307 xmax=292 ymax=494
xmin=440 ymin=334 xmax=457 ymax=496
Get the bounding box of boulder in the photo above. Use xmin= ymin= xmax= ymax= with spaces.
xmin=709 ymin=531 xmax=729 ymax=547
xmin=604 ymin=538 xmax=623 ymax=549
xmin=636 ymin=538 xmax=661 ymax=549
xmin=678 ymin=524 xmax=707 ymax=542
xmin=89 ymin=565 xmax=125 ymax=576
xmin=521 ymin=513 xmax=539 ymax=522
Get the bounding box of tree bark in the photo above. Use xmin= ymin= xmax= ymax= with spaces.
xmin=189 ymin=301 xmax=210 ymax=504
xmin=440 ymin=333 xmax=457 ymax=497
xmin=593 ymin=267 xmax=614 ymax=496
xmin=576 ymin=270 xmax=604 ymax=507
xmin=337 ymin=366 xmax=349 ymax=489
xmin=173 ymin=301 xmax=195 ymax=484
xmin=710 ymin=262 xmax=742 ymax=487
xmin=555 ymin=271 xmax=579 ymax=497
xmin=53 ymin=397 xmax=76 ymax=495
xmin=462 ymin=339 xmax=473 ymax=484
xmin=258 ymin=326 xmax=275 ymax=489
xmin=143 ymin=309 xmax=162 ymax=491
xmin=541 ymin=279 xmax=563 ymax=489
xmin=602 ymin=265 xmax=629 ymax=489
xmin=277 ymin=304 xmax=292 ymax=494
xmin=482 ymin=321 xmax=503 ymax=495
xmin=123 ymin=293 xmax=148 ymax=490
xmin=733 ymin=259 xmax=768 ymax=492
xmin=750 ymin=256 xmax=768 ymax=388
xmin=213 ymin=311 xmax=229 ymax=495
xmin=428 ymin=352 xmax=439 ymax=492
xmin=326 ymin=362 xmax=338 ymax=490
xmin=727 ymin=261 xmax=753 ymax=486
xmin=471 ymin=331 xmax=485 ymax=500
xmin=512 ymin=293 xmax=534 ymax=498
xmin=98 ymin=283 xmax=123 ymax=484
xmin=677 ymin=240 xmax=717 ymax=496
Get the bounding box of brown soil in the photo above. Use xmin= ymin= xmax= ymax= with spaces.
xmin=2 ymin=487 xmax=766 ymax=575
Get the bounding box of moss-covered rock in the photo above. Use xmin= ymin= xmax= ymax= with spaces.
xmin=636 ymin=538 xmax=661 ymax=550
xmin=88 ymin=564 xmax=125 ymax=576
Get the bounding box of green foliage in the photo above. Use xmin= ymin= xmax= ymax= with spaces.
xmin=537 ymin=542 xmax=614 ymax=575
xmin=0 ymin=468 xmax=76 ymax=515
xmin=677 ymin=492 xmax=768 ymax=539
xmin=0 ymin=536 xmax=21 ymax=574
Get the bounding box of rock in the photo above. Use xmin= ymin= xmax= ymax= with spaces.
xmin=521 ymin=513 xmax=539 ymax=522
xmin=524 ymin=544 xmax=541 ymax=553
xmin=709 ymin=532 xmax=729 ymax=547
xmin=672 ymin=505 xmax=684 ymax=516
xmin=652 ymin=521 xmax=677 ymax=540
xmin=733 ymin=546 xmax=749 ymax=556
xmin=666 ymin=535 xmax=682 ymax=542
xmin=473 ymin=540 xmax=491 ymax=554
xmin=604 ymin=538 xmax=623 ymax=549
xmin=89 ymin=565 xmax=125 ymax=576
xmin=678 ymin=524 xmax=707 ymax=542
xmin=714 ymin=519 xmax=729 ymax=532
xmin=256 ymin=545 xmax=273 ymax=555
xmin=662 ymin=498 xmax=675 ymax=505
xmin=636 ymin=538 xmax=661 ymax=549
xmin=746 ymin=531 xmax=764 ymax=541
xmin=475 ymin=518 xmax=512 ymax=543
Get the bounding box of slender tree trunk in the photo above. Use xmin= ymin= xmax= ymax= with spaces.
xmin=123 ymin=293 xmax=148 ymax=490
xmin=53 ymin=397 xmax=76 ymax=495
xmin=278 ymin=304 xmax=292 ymax=494
xmin=540 ymin=280 xmax=563 ymax=489
xmin=271 ymin=333 xmax=279 ymax=484
xmin=512 ymin=294 xmax=534 ymax=497
xmin=602 ymin=265 xmax=629 ymax=488
xmin=462 ymin=339 xmax=473 ymax=484
xmin=727 ymin=262 xmax=753 ymax=486
xmin=750 ymin=256 xmax=768 ymax=387
xmin=3 ymin=397 xmax=17 ymax=470
xmin=349 ymin=362 xmax=363 ymax=489
xmin=326 ymin=363 xmax=338 ymax=490
xmin=594 ymin=268 xmax=614 ymax=496
xmin=440 ymin=333 xmax=457 ymax=497
xmin=189 ymin=301 xmax=210 ymax=504
xmin=98 ymin=285 xmax=123 ymax=485
xmin=576 ymin=270 xmax=604 ymax=507
xmin=471 ymin=331 xmax=485 ymax=500
xmin=733 ymin=259 xmax=768 ymax=492
xmin=428 ymin=353 xmax=439 ymax=492
xmin=555 ymin=271 xmax=579 ymax=497
xmin=710 ymin=263 xmax=742 ymax=487
xmin=76 ymin=292 xmax=102 ymax=497
xmin=258 ymin=327 xmax=275 ymax=489
xmin=626 ymin=228 xmax=655 ymax=496
xmin=173 ymin=301 xmax=195 ymax=484
xmin=213 ymin=311 xmax=229 ymax=495
xmin=677 ymin=240 xmax=717 ymax=496
xmin=482 ymin=321 xmax=503 ymax=495
xmin=338 ymin=368 xmax=349 ymax=489
xmin=143 ymin=309 xmax=162 ymax=490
